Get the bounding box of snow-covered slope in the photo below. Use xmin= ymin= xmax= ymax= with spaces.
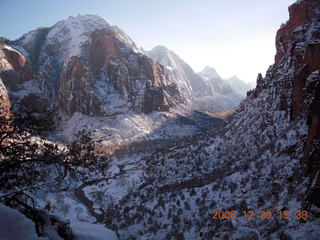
xmin=0 ymin=203 xmax=47 ymax=240
xmin=52 ymin=107 xmax=225 ymax=156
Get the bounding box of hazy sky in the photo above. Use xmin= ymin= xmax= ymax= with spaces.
xmin=1 ymin=0 xmax=296 ymax=83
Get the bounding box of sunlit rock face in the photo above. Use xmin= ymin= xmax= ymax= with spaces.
xmin=0 ymin=43 xmax=19 ymax=120
xmin=148 ymin=45 xmax=201 ymax=99
xmin=0 ymin=42 xmax=32 ymax=91
xmin=0 ymin=78 xmax=11 ymax=121
xmin=0 ymin=15 xmax=189 ymax=119
xmin=0 ymin=77 xmax=11 ymax=149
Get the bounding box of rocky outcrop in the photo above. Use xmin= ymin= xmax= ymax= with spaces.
xmin=252 ymin=0 xmax=320 ymax=175
xmin=1 ymin=15 xmax=187 ymax=120
xmin=0 ymin=78 xmax=11 ymax=148
xmin=0 ymin=44 xmax=33 ymax=91
xmin=1 ymin=48 xmax=26 ymax=71
xmin=0 ymin=43 xmax=27 ymax=120
xmin=0 ymin=78 xmax=11 ymax=120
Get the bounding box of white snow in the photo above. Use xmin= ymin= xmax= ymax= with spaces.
xmin=70 ymin=221 xmax=118 ymax=240
xmin=53 ymin=106 xmax=204 ymax=151
xmin=46 ymin=15 xmax=109 ymax=63
xmin=0 ymin=203 xmax=48 ymax=240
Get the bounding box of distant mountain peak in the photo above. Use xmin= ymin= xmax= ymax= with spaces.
xmin=149 ymin=45 xmax=179 ymax=62
xmin=50 ymin=14 xmax=111 ymax=36
xmin=148 ymin=45 xmax=188 ymax=72
xmin=199 ymin=66 xmax=221 ymax=79
xmin=67 ymin=14 xmax=108 ymax=22
xmin=147 ymin=45 xmax=194 ymax=100
xmin=228 ymin=75 xmax=239 ymax=80
xmin=150 ymin=45 xmax=170 ymax=52
xmin=149 ymin=47 xmax=244 ymax=109
xmin=225 ymin=75 xmax=253 ymax=96
xmin=19 ymin=14 xmax=144 ymax=64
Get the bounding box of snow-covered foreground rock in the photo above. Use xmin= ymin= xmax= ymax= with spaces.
xmin=0 ymin=203 xmax=47 ymax=240
xmin=0 ymin=203 xmax=118 ymax=240
xmin=70 ymin=221 xmax=117 ymax=240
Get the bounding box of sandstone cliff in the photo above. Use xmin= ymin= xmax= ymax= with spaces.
xmin=251 ymin=0 xmax=320 ymax=176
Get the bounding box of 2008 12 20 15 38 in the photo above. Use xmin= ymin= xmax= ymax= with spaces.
xmin=210 ymin=210 xmax=308 ymax=220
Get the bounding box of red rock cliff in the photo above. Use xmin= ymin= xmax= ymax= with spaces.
xmin=254 ymin=0 xmax=320 ymax=175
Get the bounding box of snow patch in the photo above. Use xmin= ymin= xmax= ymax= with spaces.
xmin=0 ymin=203 xmax=48 ymax=240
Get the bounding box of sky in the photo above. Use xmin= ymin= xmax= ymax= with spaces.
xmin=1 ymin=0 xmax=296 ymax=83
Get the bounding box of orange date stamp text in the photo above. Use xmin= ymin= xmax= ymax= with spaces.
xmin=210 ymin=210 xmax=308 ymax=220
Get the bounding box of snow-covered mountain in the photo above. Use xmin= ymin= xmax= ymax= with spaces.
xmin=198 ymin=67 xmax=253 ymax=97
xmin=148 ymin=46 xmax=243 ymax=113
xmin=197 ymin=66 xmax=244 ymax=108
xmin=225 ymin=75 xmax=254 ymax=96
xmin=147 ymin=45 xmax=212 ymax=99
xmin=198 ymin=66 xmax=233 ymax=95
xmin=0 ymin=15 xmax=227 ymax=153
xmin=1 ymin=15 xmax=190 ymax=120
xmin=198 ymin=65 xmax=221 ymax=80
